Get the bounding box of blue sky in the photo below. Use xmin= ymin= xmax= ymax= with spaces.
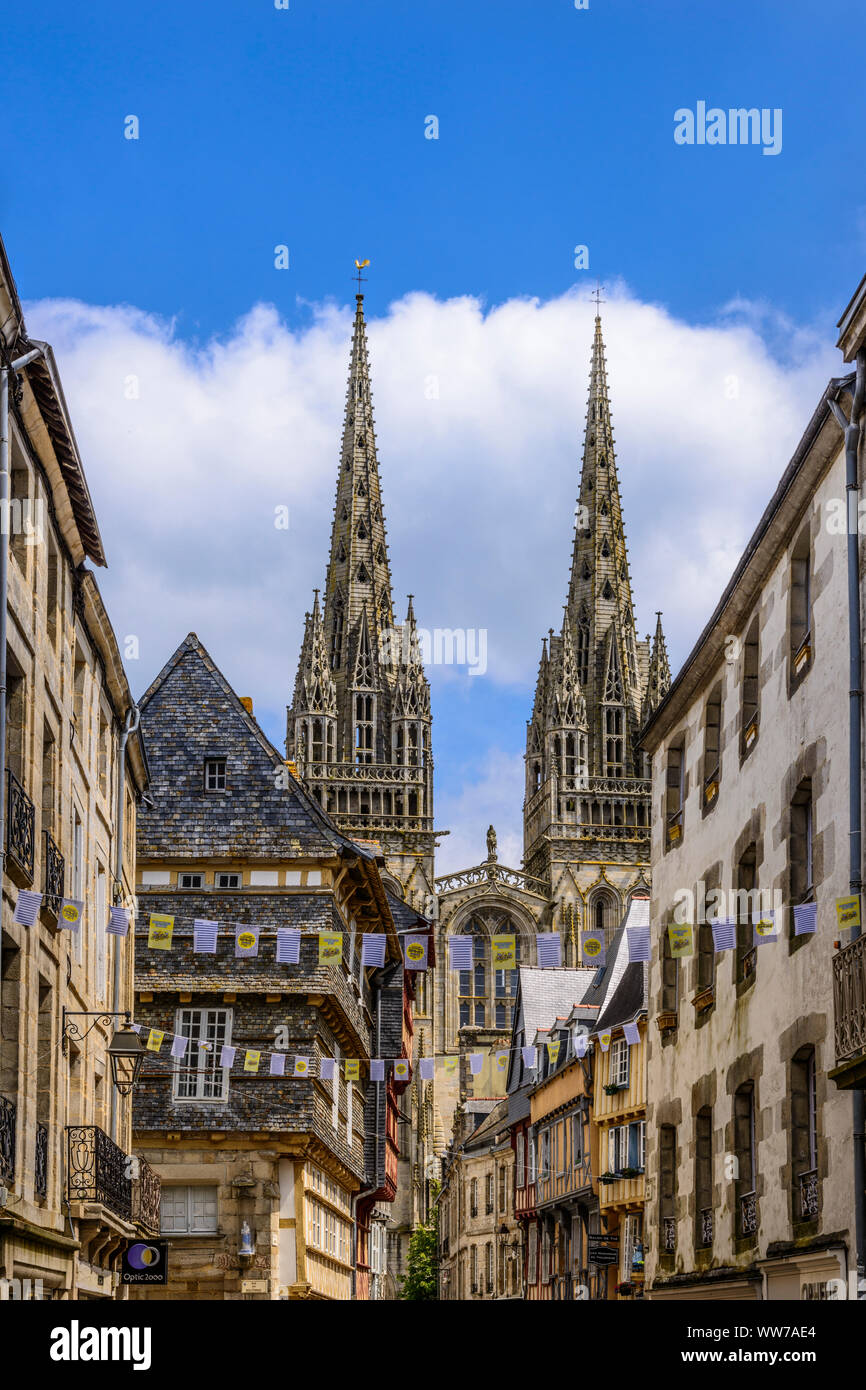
xmin=5 ymin=0 xmax=864 ymax=870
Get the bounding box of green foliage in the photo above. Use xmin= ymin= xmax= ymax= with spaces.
xmin=399 ymin=1195 xmax=439 ymax=1300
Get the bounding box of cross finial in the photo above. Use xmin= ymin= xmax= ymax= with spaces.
xmin=592 ymin=280 xmax=605 ymax=314
xmin=354 ymin=258 xmax=370 ymax=294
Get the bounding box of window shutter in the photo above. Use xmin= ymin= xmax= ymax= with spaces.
xmin=628 ymin=1122 xmax=640 ymax=1169
xmin=190 ymin=1186 xmax=217 ymax=1232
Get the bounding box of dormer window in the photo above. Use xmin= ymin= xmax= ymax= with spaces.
xmin=204 ymin=758 xmax=226 ymax=792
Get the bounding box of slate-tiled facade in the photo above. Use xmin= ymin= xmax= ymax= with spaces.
xmin=130 ymin=633 xmax=411 ymax=1299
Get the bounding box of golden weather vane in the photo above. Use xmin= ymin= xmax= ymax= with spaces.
xmin=354 ymin=258 xmax=370 ymax=293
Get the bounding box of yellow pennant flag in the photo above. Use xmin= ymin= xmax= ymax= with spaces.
xmin=345 ymin=1059 xmax=360 ymax=1080
xmin=492 ymin=934 xmax=517 ymax=970
xmin=547 ymin=1040 xmax=561 ymax=1065
xmin=146 ymin=1029 xmax=164 ymax=1053
xmin=148 ymin=914 xmax=174 ymax=950
xmin=442 ymin=1057 xmax=458 ymax=1077
xmin=668 ymin=923 xmax=694 ymax=958
xmin=319 ymin=931 xmax=342 ymax=964
xmin=495 ymin=1050 xmax=509 ymax=1073
xmin=244 ymin=1050 xmax=261 ymax=1073
xmin=598 ymin=1030 xmax=612 ymax=1051
xmin=836 ymin=896 xmax=861 ymax=929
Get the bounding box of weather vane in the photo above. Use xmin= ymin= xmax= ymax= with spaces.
xmin=592 ymin=280 xmax=605 ymax=313
xmin=354 ymin=258 xmax=370 ymax=293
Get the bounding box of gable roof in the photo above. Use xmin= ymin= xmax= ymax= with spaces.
xmin=506 ymin=967 xmax=595 ymax=1098
xmin=137 ymin=632 xmax=351 ymax=860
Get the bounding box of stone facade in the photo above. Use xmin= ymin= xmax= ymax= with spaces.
xmin=0 ymin=234 xmax=150 ymax=1301
xmin=641 ymin=306 xmax=864 ymax=1299
xmin=130 ymin=633 xmax=411 ymax=1299
xmin=438 ymin=1099 xmax=519 ymax=1300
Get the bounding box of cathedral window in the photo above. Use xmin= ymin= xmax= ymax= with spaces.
xmin=336 ymin=539 xmax=346 ymax=562
xmin=457 ymin=918 xmax=521 ymax=1032
xmin=331 ymin=600 xmax=344 ymax=669
xmin=604 ymin=643 xmax=623 ymax=701
xmin=375 ymin=543 xmax=386 ymax=564
xmin=576 ymin=614 xmax=590 ymax=687
xmin=357 ymin=562 xmax=370 ymax=583
xmin=354 ymin=694 xmax=375 ymax=764
xmin=600 ymin=501 xmax=608 ymax=517
xmin=311 ymin=718 xmax=324 ymax=763
xmin=357 ymin=479 xmax=366 ymax=497
xmin=341 ymin=502 xmax=349 ymax=521
xmin=357 ymin=519 xmax=367 ymax=539
xmin=581 ymin=560 xmax=591 ymax=581
xmin=601 ymin=537 xmax=610 ymax=557
xmin=602 ymin=579 xmax=613 ymax=600
xmin=564 ymin=733 xmax=576 ymax=775
xmin=603 ymin=707 xmax=624 ymax=776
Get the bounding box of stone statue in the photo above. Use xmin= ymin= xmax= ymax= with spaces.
xmin=486 ymin=824 xmax=497 ymax=861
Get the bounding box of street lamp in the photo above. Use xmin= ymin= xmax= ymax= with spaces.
xmin=62 ymin=1011 xmax=145 ymax=1095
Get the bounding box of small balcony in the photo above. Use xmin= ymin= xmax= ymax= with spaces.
xmin=35 ymin=1121 xmax=48 ymax=1199
xmin=698 ymin=1207 xmax=713 ymax=1248
xmin=0 ymin=1095 xmax=16 ymax=1185
xmin=131 ymin=1154 xmax=162 ymax=1236
xmin=830 ymin=935 xmax=866 ymax=1088
xmin=5 ymin=770 xmax=35 ymax=885
xmin=798 ymin=1169 xmax=819 ymax=1221
xmin=66 ymin=1125 xmax=132 ymax=1223
xmin=42 ymin=831 xmax=65 ymax=919
xmin=662 ymin=1216 xmax=676 ymax=1254
xmin=739 ymin=1190 xmax=758 ymax=1238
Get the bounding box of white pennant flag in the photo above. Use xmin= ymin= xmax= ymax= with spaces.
xmin=418 ymin=1058 xmax=435 ymax=1081
xmin=14 ymin=891 xmax=43 ymax=926
xmin=270 ymin=1053 xmax=286 ymax=1076
xmin=468 ymin=1052 xmax=484 ymax=1076
xmin=235 ymin=925 xmax=260 ymax=958
xmin=170 ymin=1035 xmax=188 ymax=1059
xmin=448 ymin=936 xmax=473 ymax=971
xmin=318 ymin=1057 xmax=335 ymax=1081
xmin=107 ymin=906 xmax=130 ymax=936
xmin=575 ymin=1033 xmax=589 ymax=1058
xmin=361 ymin=934 xmax=386 ymax=968
xmin=276 ymin=927 xmax=301 ymax=964
xmin=370 ymin=1060 xmax=385 ymax=1082
xmin=219 ymin=1045 xmax=236 ymax=1068
xmin=622 ymin=1020 xmax=640 ymax=1046
xmin=521 ymin=1045 xmax=537 ymax=1069
xmin=536 ymin=933 xmax=562 ymax=968
xmin=193 ymin=919 xmax=219 ymax=953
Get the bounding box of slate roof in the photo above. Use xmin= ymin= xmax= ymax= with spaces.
xmin=137 ymin=633 xmax=350 ymax=860
xmin=596 ymin=960 xmax=646 ymax=1035
xmin=580 ymin=896 xmax=650 ymax=1020
xmin=464 ymin=1097 xmax=510 ymax=1151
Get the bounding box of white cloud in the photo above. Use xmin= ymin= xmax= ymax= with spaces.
xmin=435 ymin=749 xmax=526 ymax=875
xmin=24 ymin=282 xmax=841 ymax=873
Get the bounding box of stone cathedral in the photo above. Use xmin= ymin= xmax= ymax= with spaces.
xmin=287 ymin=285 xmax=671 ymax=1235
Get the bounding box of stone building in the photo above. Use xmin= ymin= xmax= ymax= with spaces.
xmin=437 ymin=1097 xmax=519 ymax=1301
xmin=287 ymin=287 xmax=440 ymax=1278
xmin=131 ymin=633 xmax=411 ymax=1300
xmin=641 ymin=283 xmax=866 ymax=1300
xmin=433 ymin=312 xmax=670 ymax=1149
xmin=0 ymin=234 xmax=151 ymax=1299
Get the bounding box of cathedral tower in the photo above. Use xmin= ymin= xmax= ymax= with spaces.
xmin=523 ymin=309 xmax=670 ymax=954
xmin=287 ymin=290 xmax=437 ymax=909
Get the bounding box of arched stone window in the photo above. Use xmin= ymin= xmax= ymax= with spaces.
xmin=457 ymin=915 xmax=523 ymax=1031
xmin=588 ymin=888 xmax=620 ymax=948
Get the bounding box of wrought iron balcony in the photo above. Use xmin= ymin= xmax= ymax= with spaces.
xmin=66 ymin=1125 xmax=132 ymax=1222
xmin=698 ymin=1207 xmax=713 ymax=1248
xmin=43 ymin=831 xmax=64 ymax=919
xmin=831 ymin=935 xmax=866 ymax=1087
xmin=662 ymin=1217 xmax=676 ymax=1254
xmin=798 ymin=1169 xmax=819 ymax=1220
xmin=35 ymin=1122 xmax=48 ymax=1198
xmin=739 ymin=1190 xmax=758 ymax=1237
xmin=0 ymin=1095 xmax=15 ymax=1185
xmin=131 ymin=1154 xmax=161 ymax=1236
xmin=5 ymin=769 xmax=34 ymax=883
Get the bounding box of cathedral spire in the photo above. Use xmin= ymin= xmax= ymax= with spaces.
xmin=322 ymin=289 xmax=396 ymax=674
xmin=642 ymin=611 xmax=672 ymax=723
xmin=563 ymin=311 xmax=646 ymax=773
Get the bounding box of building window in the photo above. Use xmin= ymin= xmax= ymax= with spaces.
xmin=173 ymin=1008 xmax=232 ymax=1101
xmin=661 ymin=920 xmax=679 ymax=1013
xmin=702 ymin=683 xmax=722 ymax=808
xmin=179 ymin=872 xmax=204 ymax=888
xmin=741 ymin=617 xmax=760 ymax=756
xmin=216 ymin=872 xmax=241 ymax=889
xmin=354 ymin=693 xmax=375 ymax=764
xmin=610 ymin=1037 xmax=630 ymax=1089
xmin=331 ymin=598 xmax=345 ymax=669
xmin=696 ymin=918 xmax=715 ymax=995
xmin=516 ymin=1133 xmax=525 ymax=1187
xmin=734 ymin=1083 xmax=758 ymax=1239
xmin=659 ymin=1124 xmax=676 ymax=1252
xmin=457 ymin=917 xmax=520 ymax=1031
xmin=791 ymin=1047 xmax=819 ymax=1221
xmin=485 ymin=1241 xmax=494 ymax=1293
xmin=576 ymin=609 xmax=590 ymax=686
xmin=665 ymin=740 xmax=685 ymax=848
xmin=160 ymin=1185 xmax=218 ymax=1234
xmin=735 ymin=844 xmax=758 ymax=984
xmin=790 ymin=526 xmax=812 ymax=680
xmin=789 ymin=780 xmax=814 ymax=926
xmin=572 ymin=1111 xmax=583 ymax=1168
xmin=608 ymin=1125 xmax=627 ymax=1173
xmin=527 ymin=1225 xmax=538 ymax=1285
xmin=471 ymin=1243 xmax=478 ymax=1292
xmin=204 ymin=758 xmax=226 ymax=792
xmin=541 ymin=1227 xmax=551 ymax=1285
xmin=695 ymin=1107 xmax=713 ymax=1248
xmin=470 ymin=1177 xmax=478 ymax=1218
xmin=485 ymin=1172 xmax=494 ymax=1215
xmin=603 ymin=707 xmax=625 ymax=776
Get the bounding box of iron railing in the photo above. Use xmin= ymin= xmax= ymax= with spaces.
xmin=131 ymin=1154 xmax=161 ymax=1236
xmin=66 ymin=1125 xmax=132 ymax=1221
xmin=833 ymin=935 xmax=866 ymax=1065
xmin=739 ymin=1190 xmax=759 ymax=1236
xmin=662 ymin=1217 xmax=676 ymax=1254
xmin=6 ymin=770 xmax=34 ymax=881
xmin=35 ymin=1122 xmax=48 ymax=1198
xmin=0 ymin=1095 xmax=16 ymax=1185
xmin=699 ymin=1207 xmax=713 ymax=1247
xmin=43 ymin=831 xmax=64 ymax=918
xmin=799 ymin=1169 xmax=819 ymax=1220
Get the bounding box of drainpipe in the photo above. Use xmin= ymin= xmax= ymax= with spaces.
xmin=0 ymin=345 xmax=44 ymax=1042
xmin=109 ymin=705 xmax=139 ymax=1144
xmin=831 ymin=349 xmax=866 ymax=1298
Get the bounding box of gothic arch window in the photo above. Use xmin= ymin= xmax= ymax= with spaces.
xmin=457 ymin=917 xmax=522 ymax=1031
xmin=357 ymin=563 xmax=370 ymax=583
xmin=602 ymin=579 xmax=613 ymax=600
xmin=601 ymin=537 xmax=611 ymax=558
xmin=581 ymin=560 xmax=592 ymax=581
xmin=603 ymin=707 xmax=625 ymax=775
xmin=600 ymin=501 xmax=608 ymax=517
xmin=357 ymin=519 xmax=368 ymax=539
xmin=336 ymin=539 xmax=346 ymax=562
xmin=576 ymin=612 xmax=590 ymax=687
xmin=354 ymin=693 xmax=375 ymax=764
xmin=589 ymin=889 xmax=620 ymax=949
xmin=331 ymin=598 xmax=345 ymax=669
xmin=341 ymin=502 xmax=350 ymax=521
xmin=357 ymin=479 xmax=366 ymax=497
xmin=375 ymin=543 xmax=386 ymax=564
